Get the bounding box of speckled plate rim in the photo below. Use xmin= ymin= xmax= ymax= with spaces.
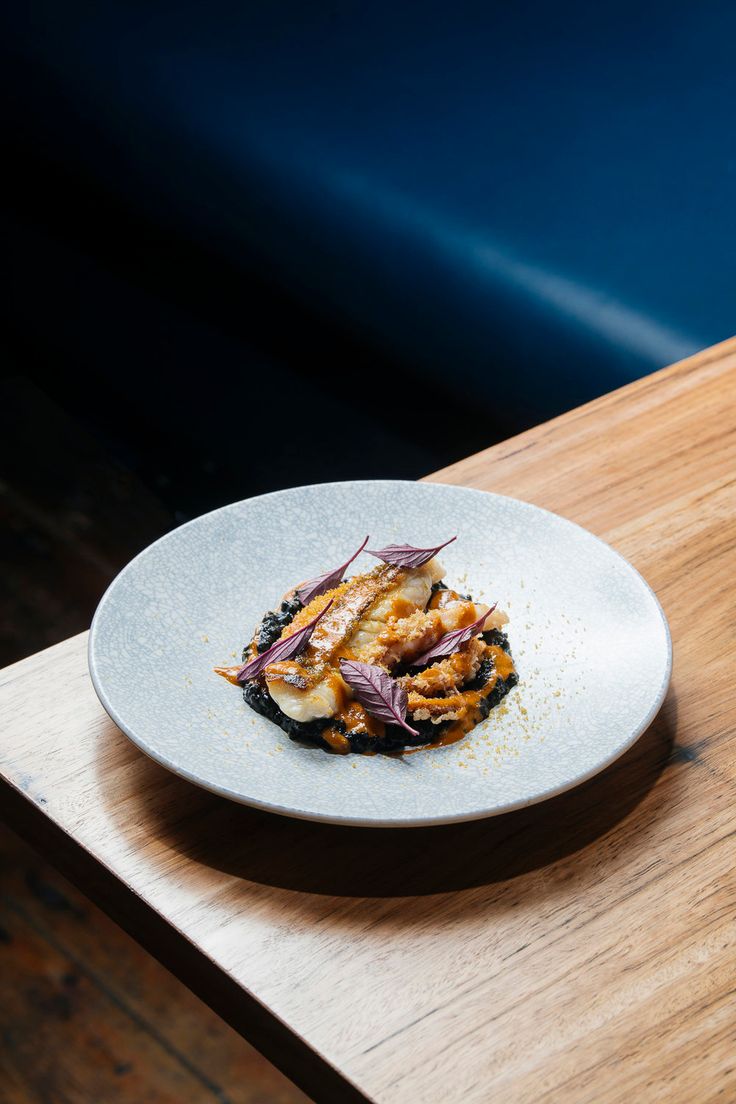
xmin=88 ymin=480 xmax=672 ymax=827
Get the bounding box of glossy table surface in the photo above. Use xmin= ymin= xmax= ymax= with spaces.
xmin=2 ymin=338 xmax=735 ymax=1103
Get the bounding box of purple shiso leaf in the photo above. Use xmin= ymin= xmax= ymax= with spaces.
xmin=411 ymin=604 xmax=498 ymax=667
xmin=365 ymin=536 xmax=457 ymax=569
xmin=339 ymin=659 xmax=419 ymax=736
xmin=296 ymin=536 xmax=369 ymax=605
xmin=237 ymin=600 xmax=334 ymax=682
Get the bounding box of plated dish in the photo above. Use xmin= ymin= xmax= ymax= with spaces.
xmin=88 ymin=480 xmax=672 ymax=827
xmin=215 ymin=537 xmax=518 ymax=754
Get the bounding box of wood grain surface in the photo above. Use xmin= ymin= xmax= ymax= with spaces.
xmin=2 ymin=338 xmax=735 ymax=1104
xmin=0 ymin=822 xmax=311 ymax=1104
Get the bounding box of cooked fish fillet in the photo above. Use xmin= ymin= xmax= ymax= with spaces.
xmin=406 ymin=689 xmax=470 ymax=723
xmin=399 ymin=635 xmax=487 ymax=697
xmin=364 ymin=599 xmax=506 ymax=669
xmin=264 ymin=558 xmax=444 ymax=721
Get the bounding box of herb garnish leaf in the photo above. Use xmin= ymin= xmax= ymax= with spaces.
xmin=237 ymin=600 xmax=333 ymax=682
xmin=365 ymin=536 xmax=456 ymax=569
xmin=296 ymin=536 xmax=369 ymax=606
xmin=411 ymin=605 xmax=497 ymax=667
xmin=339 ymin=659 xmax=419 ymax=736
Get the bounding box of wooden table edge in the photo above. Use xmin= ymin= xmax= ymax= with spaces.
xmin=0 ymin=636 xmax=370 ymax=1104
xmin=425 ymin=334 xmax=736 ymax=487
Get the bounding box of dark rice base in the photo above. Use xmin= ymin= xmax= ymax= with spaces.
xmin=241 ymin=587 xmax=518 ymax=755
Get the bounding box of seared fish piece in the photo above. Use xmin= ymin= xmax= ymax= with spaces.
xmin=265 ymin=558 xmax=444 ymax=721
xmin=364 ymin=600 xmax=507 ymax=669
xmin=399 ymin=635 xmax=487 ymax=697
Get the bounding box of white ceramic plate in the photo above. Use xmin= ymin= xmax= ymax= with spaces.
xmin=89 ymin=480 xmax=671 ymax=827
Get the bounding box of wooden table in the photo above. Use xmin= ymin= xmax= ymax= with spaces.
xmin=2 ymin=340 xmax=735 ymax=1104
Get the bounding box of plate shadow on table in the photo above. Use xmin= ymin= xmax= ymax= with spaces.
xmin=98 ymin=693 xmax=679 ymax=910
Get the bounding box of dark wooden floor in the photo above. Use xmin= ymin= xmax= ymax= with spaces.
xmin=0 ymin=379 xmax=316 ymax=1101
xmin=0 ymin=822 xmax=311 ymax=1104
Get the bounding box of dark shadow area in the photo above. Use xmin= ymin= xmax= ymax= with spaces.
xmin=0 ymin=363 xmax=513 ymax=667
xmin=1 ymin=146 xmax=519 ymax=667
xmin=98 ymin=694 xmax=677 ymax=906
xmin=1 ymin=60 xmax=523 ymax=670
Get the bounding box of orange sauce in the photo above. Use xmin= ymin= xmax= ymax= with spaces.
xmin=388 ymin=595 xmax=420 ymax=620
xmin=492 ymin=647 xmax=515 ymax=682
xmin=280 ymin=564 xmax=402 ymax=682
xmin=321 ymin=728 xmax=351 ymax=754
xmin=407 ymin=645 xmax=515 ymax=753
xmin=214 ymin=664 xmax=243 ymax=686
xmin=427 ymin=587 xmax=462 ymax=610
xmin=339 ymin=701 xmax=385 ymax=738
